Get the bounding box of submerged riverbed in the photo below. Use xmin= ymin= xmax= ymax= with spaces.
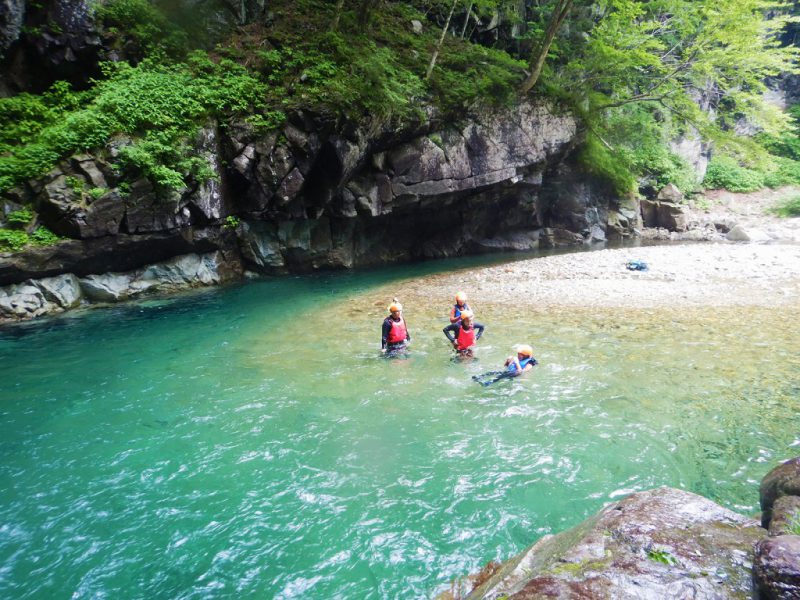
xmin=1 ymin=251 xmax=799 ymax=599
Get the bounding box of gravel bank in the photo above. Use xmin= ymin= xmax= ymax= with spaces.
xmin=398 ymin=243 xmax=800 ymax=310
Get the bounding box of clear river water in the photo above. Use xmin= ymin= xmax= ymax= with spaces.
xmin=1 ymin=252 xmax=799 ymax=599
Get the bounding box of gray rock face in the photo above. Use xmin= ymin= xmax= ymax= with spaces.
xmin=0 ymin=251 xmax=240 ymax=323
xmin=670 ymin=130 xmax=710 ymax=182
xmin=754 ymin=536 xmax=800 ymax=600
xmin=0 ymin=273 xmax=81 ymax=321
xmin=0 ymin=0 xmax=25 ymax=54
xmin=465 ymin=487 xmax=763 ymax=600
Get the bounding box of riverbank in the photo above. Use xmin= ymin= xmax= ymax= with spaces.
xmin=389 ymin=243 xmax=800 ymax=312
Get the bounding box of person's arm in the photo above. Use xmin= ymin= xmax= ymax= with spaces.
xmin=473 ymin=321 xmax=485 ymax=340
xmin=508 ymin=356 xmax=522 ymax=376
xmin=443 ymin=323 xmax=458 ymax=343
xmin=381 ymin=319 xmax=391 ymax=349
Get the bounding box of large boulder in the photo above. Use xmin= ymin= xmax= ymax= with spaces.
xmin=464 ymin=487 xmax=763 ymax=600
xmin=640 ymin=199 xmax=689 ymax=232
xmin=760 ymin=457 xmax=800 ymax=528
xmin=0 ymin=273 xmax=82 ymax=321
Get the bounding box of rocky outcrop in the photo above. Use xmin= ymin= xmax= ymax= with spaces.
xmin=1 ymin=100 xmax=646 ymax=322
xmin=754 ymin=457 xmax=800 ymax=599
xmin=0 ymin=0 xmax=102 ymax=94
xmin=459 ymin=487 xmax=763 ymax=600
xmin=0 ymin=250 xmax=240 ymax=322
xmin=0 ymin=0 xmax=25 ymax=56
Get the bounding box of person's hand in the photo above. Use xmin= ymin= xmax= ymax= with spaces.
xmin=452 ymin=341 xmax=459 ymax=349
xmin=381 ymin=348 xmax=387 ymax=354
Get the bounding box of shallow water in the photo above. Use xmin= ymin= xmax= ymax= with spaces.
xmin=1 ymin=254 xmax=799 ymax=599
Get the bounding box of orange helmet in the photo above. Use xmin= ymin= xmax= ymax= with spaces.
xmin=460 ymin=309 xmax=474 ymax=322
xmin=455 ymin=291 xmax=467 ymax=304
xmin=388 ymin=301 xmax=403 ymax=313
xmin=516 ymin=344 xmax=533 ymax=357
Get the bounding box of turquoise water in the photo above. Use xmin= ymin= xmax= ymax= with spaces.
xmin=1 ymin=254 xmax=799 ymax=599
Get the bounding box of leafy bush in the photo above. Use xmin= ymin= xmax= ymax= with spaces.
xmin=0 ymin=55 xmax=266 ymax=194
xmin=578 ymin=135 xmax=638 ymax=195
xmin=763 ymin=157 xmax=800 ymax=188
xmin=770 ymin=195 xmax=800 ymax=217
xmin=96 ymin=0 xmax=188 ymax=57
xmin=0 ymin=229 xmax=30 ymax=251
xmin=703 ymin=156 xmax=765 ymax=192
xmin=30 ymin=226 xmax=61 ymax=246
xmin=6 ymin=209 xmax=33 ymax=226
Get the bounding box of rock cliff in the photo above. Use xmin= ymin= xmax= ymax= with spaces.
xmin=0 ymin=99 xmax=639 ymax=323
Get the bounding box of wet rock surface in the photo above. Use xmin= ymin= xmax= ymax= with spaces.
xmin=463 ymin=487 xmax=763 ymax=600
xmin=761 ymin=457 xmax=800 ymax=529
xmin=754 ymin=536 xmax=800 ymax=600
xmin=0 ymin=251 xmax=240 ymax=323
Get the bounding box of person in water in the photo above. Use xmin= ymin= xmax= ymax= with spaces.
xmin=442 ymin=309 xmax=484 ymax=356
xmin=381 ymin=300 xmax=410 ymax=353
xmin=449 ymin=291 xmax=471 ymax=324
xmin=473 ymin=344 xmax=537 ymax=386
xmin=504 ymin=344 xmax=537 ymax=376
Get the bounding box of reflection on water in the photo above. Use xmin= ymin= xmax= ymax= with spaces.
xmin=0 ymin=257 xmax=799 ymax=599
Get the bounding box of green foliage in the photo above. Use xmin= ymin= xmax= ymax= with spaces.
xmin=223 ymin=215 xmax=240 ymax=230
xmin=786 ymin=510 xmax=800 ymax=534
xmin=763 ymin=157 xmax=800 ymax=188
xmin=0 ymin=55 xmax=265 ymax=194
xmin=6 ymin=209 xmax=33 ymax=227
xmin=29 ymin=226 xmax=61 ymax=246
xmin=703 ymin=156 xmax=765 ymax=192
xmin=647 ymin=549 xmax=678 ymax=566
xmin=95 ymin=0 xmax=188 ymax=57
xmin=770 ymin=195 xmax=800 ymax=217
xmin=0 ymin=229 xmax=29 ymax=252
xmin=89 ymin=187 xmax=109 ymax=201
xmin=578 ymin=135 xmax=637 ymax=196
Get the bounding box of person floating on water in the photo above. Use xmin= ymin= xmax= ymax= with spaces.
xmin=472 ymin=344 xmax=537 ymax=386
xmin=381 ymin=299 xmax=410 ymax=354
xmin=442 ymin=309 xmax=484 ymax=357
xmin=449 ymin=291 xmax=471 ymax=324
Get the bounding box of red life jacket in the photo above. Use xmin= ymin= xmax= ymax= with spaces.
xmin=456 ymin=324 xmax=476 ymax=351
xmin=387 ymin=317 xmax=408 ymax=344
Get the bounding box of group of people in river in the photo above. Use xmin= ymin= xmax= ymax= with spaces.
xmin=380 ymin=291 xmax=537 ymax=386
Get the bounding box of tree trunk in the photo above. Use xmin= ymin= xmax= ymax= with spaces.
xmin=331 ymin=0 xmax=346 ymax=31
xmin=460 ymin=1 xmax=473 ymax=38
xmin=426 ymin=0 xmax=460 ymax=81
xmin=519 ymin=0 xmax=573 ymax=95
xmin=358 ymin=0 xmax=381 ymax=30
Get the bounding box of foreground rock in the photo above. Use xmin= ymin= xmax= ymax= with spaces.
xmin=458 ymin=488 xmax=763 ymax=600
xmin=754 ymin=457 xmax=800 ymax=599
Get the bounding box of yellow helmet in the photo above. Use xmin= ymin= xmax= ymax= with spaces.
xmin=455 ymin=291 xmax=467 ymax=304
xmin=516 ymin=344 xmax=533 ymax=357
xmin=388 ymin=301 xmax=403 ymax=313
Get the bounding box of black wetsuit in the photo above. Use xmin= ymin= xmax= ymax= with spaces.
xmin=442 ymin=321 xmax=485 ymax=347
xmin=382 ymin=316 xmax=410 ymax=351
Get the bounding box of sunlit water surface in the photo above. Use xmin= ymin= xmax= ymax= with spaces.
xmin=1 ymin=253 xmax=799 ymax=599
